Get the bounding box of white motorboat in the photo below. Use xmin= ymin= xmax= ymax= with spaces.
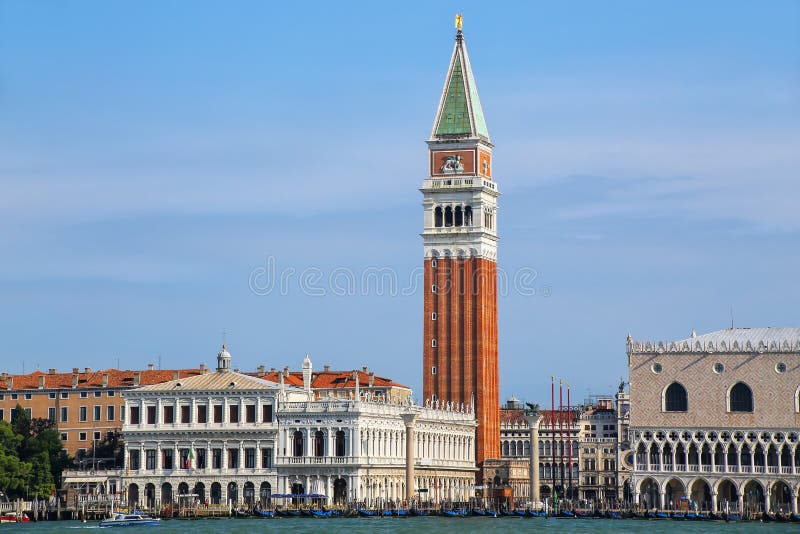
xmin=99 ymin=512 xmax=160 ymax=527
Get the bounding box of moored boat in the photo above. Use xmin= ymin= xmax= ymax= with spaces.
xmin=0 ymin=512 xmax=30 ymax=524
xmin=99 ymin=512 xmax=160 ymax=527
xmin=253 ymin=509 xmax=275 ymax=518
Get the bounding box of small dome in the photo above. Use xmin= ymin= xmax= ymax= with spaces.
xmin=217 ymin=344 xmax=232 ymax=373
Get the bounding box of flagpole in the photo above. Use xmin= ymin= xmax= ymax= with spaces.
xmin=559 ymin=379 xmax=564 ymax=503
xmin=567 ymin=382 xmax=572 ymax=502
xmin=550 ymin=376 xmax=555 ymax=511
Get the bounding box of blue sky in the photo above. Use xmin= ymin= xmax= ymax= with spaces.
xmin=1 ymin=1 xmax=798 ymax=404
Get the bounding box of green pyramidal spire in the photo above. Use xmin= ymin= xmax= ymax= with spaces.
xmin=432 ymin=31 xmax=490 ymax=141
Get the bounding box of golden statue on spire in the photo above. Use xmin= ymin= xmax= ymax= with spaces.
xmin=455 ymin=13 xmax=463 ymax=32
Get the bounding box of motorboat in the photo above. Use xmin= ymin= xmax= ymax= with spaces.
xmin=0 ymin=512 xmax=30 ymax=524
xmin=99 ymin=512 xmax=160 ymax=527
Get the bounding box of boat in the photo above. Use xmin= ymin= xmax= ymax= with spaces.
xmin=471 ymin=508 xmax=486 ymax=516
xmin=606 ymin=510 xmax=623 ymax=519
xmin=310 ymin=509 xmax=331 ymax=518
xmin=440 ymin=508 xmax=467 ymax=517
xmin=574 ymin=510 xmax=592 ymax=518
xmin=655 ymin=512 xmax=670 ymax=519
xmin=99 ymin=512 xmax=160 ymax=527
xmin=0 ymin=512 xmax=30 ymax=524
xmin=253 ymin=509 xmax=275 ymax=518
xmin=409 ymin=508 xmax=429 ymax=516
xmin=356 ymin=508 xmax=376 ymax=517
xmin=393 ymin=509 xmax=409 ymax=517
xmin=277 ymin=509 xmax=301 ymax=517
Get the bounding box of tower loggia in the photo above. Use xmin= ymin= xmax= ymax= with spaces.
xmin=421 ymin=22 xmax=500 ymax=466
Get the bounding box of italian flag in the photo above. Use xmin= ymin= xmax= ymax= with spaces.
xmin=186 ymin=449 xmax=194 ymax=469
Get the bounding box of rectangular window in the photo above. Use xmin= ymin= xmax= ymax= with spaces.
xmin=80 ymin=406 xmax=88 ymax=422
xmin=198 ymin=405 xmax=207 ymax=423
xmin=11 ymin=393 xmax=18 ymax=400
xmin=130 ymin=406 xmax=140 ymax=425
xmin=93 ymin=405 xmax=101 ymax=421
xmin=229 ymin=405 xmax=239 ymax=423
xmin=80 ymin=391 xmax=88 ymax=398
xmin=431 ymin=312 xmax=437 ymax=320
xmin=262 ymin=405 xmax=273 ymax=423
xmin=94 ymin=391 xmax=101 ymax=398
xmin=163 ymin=405 xmax=174 ymax=424
xmin=0 ymin=409 xmax=4 ymax=421
xmin=49 ymin=392 xmax=56 ymax=399
xmin=180 ymin=405 xmax=190 ymax=424
xmin=431 ymin=339 xmax=437 ymax=347
xmin=0 ymin=394 xmax=4 ymax=400
xmin=212 ymin=448 xmax=222 ymax=469
xmin=432 ymin=366 xmax=437 ymax=375
xmin=60 ymin=392 xmax=68 ymax=399
xmin=227 ymin=449 xmax=239 ymax=468
xmin=93 ymin=431 xmax=101 ymax=441
xmin=79 ymin=432 xmax=87 ymax=441
xmin=431 ymin=284 xmax=437 ymax=293
xmin=60 ymin=406 xmax=68 ymax=422
xmin=196 ymin=448 xmax=206 ymax=469
xmin=107 ymin=390 xmax=115 ymax=397
xmin=145 ymin=449 xmax=156 ymax=470
xmin=48 ymin=407 xmax=56 ymax=421
xmin=245 ymin=448 xmax=255 ymax=468
xmin=129 ymin=450 xmax=140 ymax=470
xmin=60 ymin=432 xmax=67 ymax=441
xmin=107 ymin=405 xmax=115 ymax=421
xmin=261 ymin=448 xmax=273 ymax=469
xmin=24 ymin=393 xmax=32 ymax=400
xmin=162 ymin=449 xmax=173 ymax=470
xmin=147 ymin=406 xmax=156 ymax=424
xmin=179 ymin=449 xmax=190 ymax=469
xmin=213 ymin=405 xmax=222 ymax=423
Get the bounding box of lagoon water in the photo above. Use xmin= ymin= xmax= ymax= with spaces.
xmin=20 ymin=518 xmax=800 ymax=534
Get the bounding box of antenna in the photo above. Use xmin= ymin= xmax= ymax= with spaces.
xmin=730 ymin=306 xmax=734 ymax=329
xmin=158 ymin=354 xmax=162 ymax=370
xmin=222 ymin=330 xmax=228 ymax=346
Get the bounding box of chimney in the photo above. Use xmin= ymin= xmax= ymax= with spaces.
xmin=7 ymin=376 xmax=13 ymax=391
xmin=48 ymin=368 xmax=57 ymax=375
xmin=72 ymin=367 xmax=79 ymax=374
xmin=72 ymin=373 xmax=78 ymax=389
xmin=199 ymin=363 xmax=206 ymax=373
xmin=270 ymin=368 xmax=276 ymax=373
xmin=147 ymin=363 xmax=154 ymax=371
xmin=283 ymin=366 xmax=289 ymax=378
xmin=133 ymin=372 xmax=141 ymax=387
xmin=368 ymin=372 xmax=375 ymax=388
xmin=38 ymin=375 xmax=45 ymax=389
xmin=173 ymin=371 xmax=180 ymax=380
xmin=84 ymin=367 xmax=91 ymax=373
xmin=102 ymin=373 xmax=109 ymax=388
xmin=323 ymin=365 xmax=330 ymax=372
xmin=257 ymin=365 xmax=265 ymax=375
xmin=362 ymin=366 xmax=368 ymax=373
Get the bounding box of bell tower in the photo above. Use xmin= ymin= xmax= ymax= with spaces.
xmin=422 ymin=17 xmax=500 ymax=466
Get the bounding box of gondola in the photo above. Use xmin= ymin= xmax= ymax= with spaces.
xmin=253 ymin=509 xmax=275 ymax=518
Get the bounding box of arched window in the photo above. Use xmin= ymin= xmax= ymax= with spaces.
xmin=293 ymin=430 xmax=304 ymax=457
xmin=444 ymin=206 xmax=453 ymax=227
xmin=434 ymin=206 xmax=443 ymax=228
xmin=335 ymin=430 xmax=346 ymax=457
xmin=464 ymin=206 xmax=473 ymax=226
xmin=314 ymin=430 xmax=325 ymax=457
xmin=502 ymin=441 xmax=509 ymax=456
xmin=454 ymin=206 xmax=463 ymax=226
xmin=729 ymin=382 xmax=753 ymax=412
xmin=664 ymin=382 xmax=688 ymax=412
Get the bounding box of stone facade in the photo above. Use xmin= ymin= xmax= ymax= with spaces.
xmin=628 ymin=327 xmax=800 ymax=514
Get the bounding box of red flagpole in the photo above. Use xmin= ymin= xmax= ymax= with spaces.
xmin=567 ymin=383 xmax=572 ymax=499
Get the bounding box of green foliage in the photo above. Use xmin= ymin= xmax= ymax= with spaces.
xmin=0 ymin=407 xmax=70 ymax=499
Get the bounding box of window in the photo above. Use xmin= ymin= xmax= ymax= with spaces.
xmin=93 ymin=405 xmax=101 ymax=421
xmin=431 ymin=284 xmax=437 ymax=293
xmin=107 ymin=405 xmax=115 ymax=421
xmin=130 ymin=406 xmax=140 ymax=425
xmin=60 ymin=432 xmax=67 ymax=441
xmin=431 ymin=312 xmax=437 ymax=320
xmin=262 ymin=405 xmax=273 ymax=423
xmin=664 ymin=382 xmax=688 ymax=412
xmin=245 ymin=448 xmax=256 ymax=468
xmin=107 ymin=390 xmax=115 ymax=397
xmin=213 ymin=405 xmax=222 ymax=423
xmin=314 ymin=431 xmax=325 ymax=457
xmin=0 ymin=409 xmax=4 ymax=421
xmin=60 ymin=392 xmax=68 ymax=399
xmin=245 ymin=405 xmax=255 ymax=423
xmin=0 ymin=394 xmax=3 ymax=400
xmin=293 ymin=431 xmax=304 ymax=457
xmin=49 ymin=392 xmax=56 ymax=399
xmin=60 ymin=406 xmax=68 ymax=422
xmin=431 ymin=339 xmax=437 ymax=348
xmin=93 ymin=431 xmax=101 ymax=441
xmin=229 ymin=405 xmax=239 ymax=423
xmin=79 ymin=432 xmax=87 ymax=441
xmin=198 ymin=405 xmax=207 ymax=423
xmin=24 ymin=393 xmax=32 ymax=400
xmin=228 ymin=449 xmax=239 ymax=468
xmin=79 ymin=406 xmax=88 ymax=422
xmin=48 ymin=407 xmax=56 ymax=421
xmin=179 ymin=449 xmax=190 ymax=469
xmin=431 ymin=259 xmax=438 ymax=267
xmin=180 ymin=405 xmax=190 ymax=423
xmin=163 ymin=405 xmax=174 ymax=424
xmin=80 ymin=391 xmax=88 ymax=398
xmin=729 ymin=382 xmax=753 ymax=412
xmin=261 ymin=448 xmax=273 ymax=468
xmin=145 ymin=449 xmax=156 ymax=470
xmin=651 ymin=363 xmax=662 ymax=374
xmin=212 ymin=448 xmax=222 ymax=469
xmin=713 ymin=362 xmax=725 ymax=374
xmin=94 ymin=391 xmax=102 ymax=398
xmin=129 ymin=450 xmax=140 ymax=470
xmin=147 ymin=406 xmax=156 ymax=424
xmin=335 ymin=431 xmax=346 ymax=457
xmin=11 ymin=393 xmax=17 ymax=400
xmin=196 ymin=449 xmax=207 ymax=469
xmin=162 ymin=449 xmax=173 ymax=470
xmin=776 ymin=362 xmax=787 ymax=374
xmin=432 ymin=366 xmax=437 ymax=375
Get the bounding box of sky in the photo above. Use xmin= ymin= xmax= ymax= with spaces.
xmin=1 ymin=1 xmax=799 ymax=405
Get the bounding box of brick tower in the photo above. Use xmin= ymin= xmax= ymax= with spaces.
xmin=422 ymin=20 xmax=500 ymax=466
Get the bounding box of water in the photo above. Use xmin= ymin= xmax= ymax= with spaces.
xmin=19 ymin=518 xmax=800 ymax=534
